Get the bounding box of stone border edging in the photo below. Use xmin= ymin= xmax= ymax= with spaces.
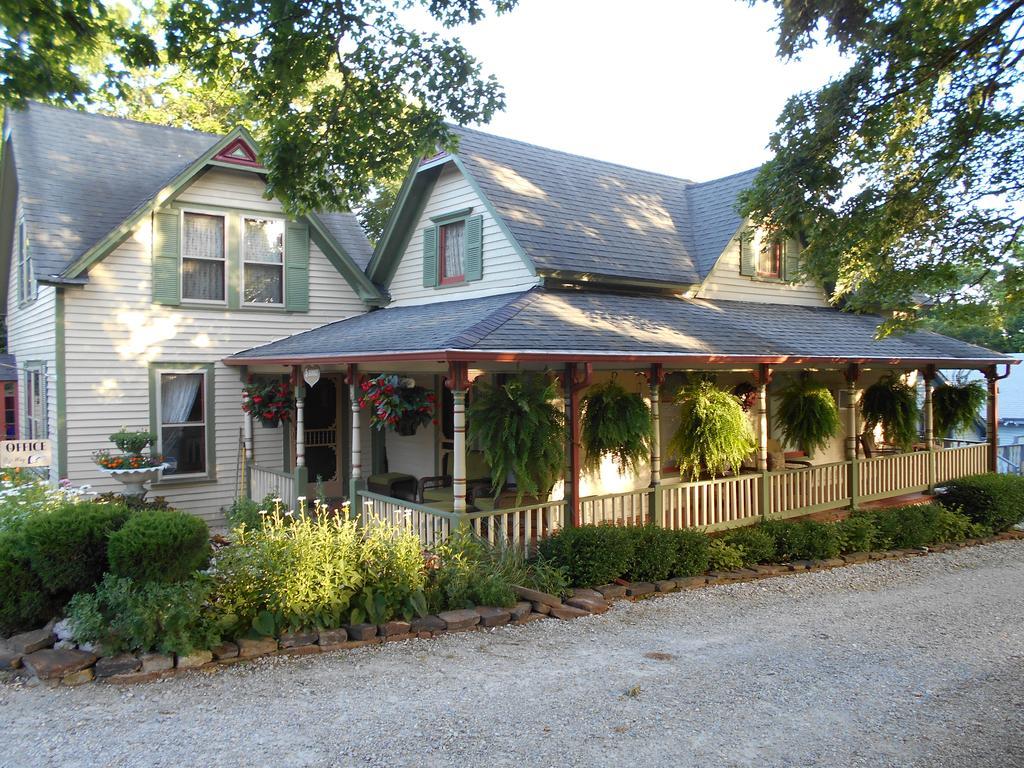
xmin=3 ymin=530 xmax=1023 ymax=688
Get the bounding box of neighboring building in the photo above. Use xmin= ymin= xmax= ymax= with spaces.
xmin=0 ymin=103 xmax=1012 ymax=529
xmin=0 ymin=103 xmax=382 ymax=522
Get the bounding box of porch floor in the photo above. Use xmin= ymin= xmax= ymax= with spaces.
xmin=798 ymin=492 xmax=936 ymax=523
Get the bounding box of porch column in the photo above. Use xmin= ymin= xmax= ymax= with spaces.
xmin=986 ymin=366 xmax=1001 ymax=473
xmin=845 ymin=364 xmax=861 ymax=509
xmin=566 ymin=363 xmax=591 ymax=527
xmin=756 ymin=364 xmax=771 ymax=520
xmin=348 ymin=364 xmax=362 ymax=509
xmin=648 ymin=364 xmax=665 ymax=527
xmin=922 ymin=366 xmax=937 ymax=490
xmin=292 ymin=367 xmax=307 ymax=511
xmin=241 ymin=386 xmax=254 ymax=498
xmin=448 ymin=362 xmax=470 ymax=515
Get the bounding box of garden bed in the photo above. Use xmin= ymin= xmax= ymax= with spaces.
xmin=3 ymin=528 xmax=1022 ymax=688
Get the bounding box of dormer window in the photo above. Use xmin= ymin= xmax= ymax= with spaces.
xmin=439 ymin=220 xmax=466 ymax=284
xmin=759 ymin=240 xmax=783 ymax=279
xmin=16 ymin=219 xmax=33 ymax=304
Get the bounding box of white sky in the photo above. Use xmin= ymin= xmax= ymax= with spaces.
xmin=416 ymin=0 xmax=849 ymax=182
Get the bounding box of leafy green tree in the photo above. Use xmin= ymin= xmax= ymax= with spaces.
xmin=742 ymin=1 xmax=1024 ymax=335
xmin=2 ymin=0 xmax=516 ymax=217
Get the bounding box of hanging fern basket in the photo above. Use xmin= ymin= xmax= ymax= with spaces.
xmin=860 ymin=374 xmax=920 ymax=451
xmin=667 ymin=379 xmax=755 ymax=480
xmin=933 ymin=379 xmax=986 ymax=437
xmin=580 ymin=379 xmax=653 ymax=475
xmin=467 ymin=374 xmax=565 ymax=503
xmin=773 ymin=375 xmax=841 ymax=457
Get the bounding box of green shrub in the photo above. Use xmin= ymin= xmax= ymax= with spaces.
xmin=623 ymin=525 xmax=678 ymax=582
xmin=835 ymin=514 xmax=877 ymax=553
xmin=938 ymin=473 xmax=1024 ymax=532
xmin=107 ymin=510 xmax=211 ymax=583
xmin=66 ymin=574 xmax=220 ymax=656
xmin=762 ymin=520 xmax=841 ymax=561
xmin=722 ymin=526 xmax=776 ymax=566
xmin=671 ymin=528 xmax=711 ymax=577
xmin=353 ymin=518 xmax=429 ymax=624
xmin=223 ymin=494 xmax=276 ymax=531
xmin=537 ymin=524 xmax=633 ymax=587
xmin=870 ymin=504 xmax=939 ymax=549
xmin=931 ymin=505 xmax=987 ymax=542
xmin=707 ymin=539 xmax=744 ymax=571
xmin=22 ymin=502 xmax=131 ymax=596
xmin=0 ymin=530 xmax=60 ymax=635
xmin=93 ymin=492 xmax=172 ymax=511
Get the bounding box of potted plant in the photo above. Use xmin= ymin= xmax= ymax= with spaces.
xmin=933 ymin=378 xmax=986 ymax=438
xmin=242 ymin=377 xmax=295 ymax=428
xmin=668 ymin=378 xmax=755 ymax=480
xmin=773 ymin=374 xmax=841 ymax=457
xmin=93 ymin=429 xmax=167 ymax=496
xmin=359 ymin=374 xmax=435 ymax=435
xmin=861 ymin=373 xmax=920 ymax=451
xmin=580 ymin=379 xmax=653 ymax=475
xmin=468 ymin=374 xmax=565 ymax=503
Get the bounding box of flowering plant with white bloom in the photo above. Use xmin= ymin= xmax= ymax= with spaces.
xmin=0 ymin=469 xmax=94 ymax=533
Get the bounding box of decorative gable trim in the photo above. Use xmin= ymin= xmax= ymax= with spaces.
xmin=212 ymin=137 xmax=261 ymax=168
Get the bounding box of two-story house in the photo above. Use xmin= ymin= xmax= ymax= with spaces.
xmin=1 ymin=102 xmax=1012 ymax=535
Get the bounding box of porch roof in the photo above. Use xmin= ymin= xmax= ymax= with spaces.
xmin=226 ymin=288 xmax=1012 ymax=367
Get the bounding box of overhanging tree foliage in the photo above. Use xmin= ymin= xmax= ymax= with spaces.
xmin=742 ymin=1 xmax=1024 ymax=336
xmin=1 ymin=0 xmax=516 ymax=217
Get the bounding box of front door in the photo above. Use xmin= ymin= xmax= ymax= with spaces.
xmin=303 ymin=374 xmax=347 ymax=500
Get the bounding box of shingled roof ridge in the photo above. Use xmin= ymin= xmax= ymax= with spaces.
xmin=687 ymin=165 xmax=761 ymax=188
xmin=448 ymin=123 xmax=694 ymax=184
xmin=445 ymin=287 xmax=544 ymax=349
xmin=17 ymin=100 xmax=222 ymax=140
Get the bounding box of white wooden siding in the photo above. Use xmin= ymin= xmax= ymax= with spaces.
xmin=6 ymin=196 xmax=59 ymax=480
xmin=696 ymin=224 xmax=827 ymax=306
xmin=62 ymin=169 xmax=366 ymax=525
xmin=388 ymin=163 xmax=539 ymax=306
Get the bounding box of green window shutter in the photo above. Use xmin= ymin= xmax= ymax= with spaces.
xmin=739 ymin=230 xmax=755 ymax=277
xmin=284 ymin=221 xmax=310 ymax=312
xmin=422 ymin=226 xmax=438 ymax=288
xmin=783 ymin=238 xmax=800 ymax=281
xmin=464 ymin=214 xmax=483 ymax=282
xmin=152 ymin=211 xmax=181 ymax=305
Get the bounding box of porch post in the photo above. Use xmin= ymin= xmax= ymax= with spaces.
xmin=347 ymin=364 xmax=361 ymax=510
xmin=567 ymin=363 xmax=591 ymax=527
xmin=845 ymin=363 xmax=861 ymax=510
xmin=448 ymin=362 xmax=470 ymax=515
xmin=292 ymin=367 xmax=307 ymax=511
xmin=648 ymin=364 xmax=665 ymax=527
xmin=985 ymin=366 xmax=1000 ymax=473
xmin=756 ymin=364 xmax=771 ymax=520
xmin=241 ymin=386 xmax=254 ymax=498
xmin=923 ymin=365 xmax=937 ymax=490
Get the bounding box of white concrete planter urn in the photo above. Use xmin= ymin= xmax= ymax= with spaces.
xmin=99 ymin=465 xmax=168 ymax=497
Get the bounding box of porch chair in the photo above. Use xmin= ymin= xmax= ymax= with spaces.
xmin=859 ymin=432 xmax=900 ymax=458
xmin=416 ymin=450 xmax=492 ymax=509
xmin=766 ymin=439 xmax=812 ymax=471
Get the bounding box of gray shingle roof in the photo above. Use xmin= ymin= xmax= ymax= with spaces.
xmin=0 ymin=354 xmax=17 ymax=382
xmin=5 ymin=102 xmax=371 ymax=278
xmin=448 ymin=125 xmax=757 ymax=285
xmin=231 ymin=288 xmax=1008 ymax=364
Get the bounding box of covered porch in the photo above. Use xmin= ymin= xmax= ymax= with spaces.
xmin=225 ymin=288 xmax=1013 ymax=550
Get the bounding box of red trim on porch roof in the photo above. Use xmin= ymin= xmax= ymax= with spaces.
xmin=223 ymin=349 xmax=1017 ymax=368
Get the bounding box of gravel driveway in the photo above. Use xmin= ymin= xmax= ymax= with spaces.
xmin=2 ymin=540 xmax=1023 ymax=768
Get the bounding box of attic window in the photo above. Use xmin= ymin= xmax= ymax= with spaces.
xmin=439 ymin=220 xmax=466 ymax=284
xmin=16 ymin=219 xmax=33 ymax=304
xmin=759 ymin=240 xmax=783 ymax=279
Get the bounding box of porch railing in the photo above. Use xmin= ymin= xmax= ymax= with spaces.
xmin=249 ymin=464 xmax=296 ymax=506
xmin=340 ymin=443 xmax=996 ymax=550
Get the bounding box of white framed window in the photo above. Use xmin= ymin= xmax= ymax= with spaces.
xmin=17 ymin=219 xmax=33 ymax=304
xmin=242 ymin=216 xmax=285 ymax=304
xmin=181 ymin=211 xmax=226 ymax=303
xmin=24 ymin=364 xmax=46 ymax=439
xmin=439 ymin=219 xmax=466 ymax=284
xmin=157 ymin=368 xmax=208 ymax=477
xmin=758 ymin=240 xmax=783 ymax=279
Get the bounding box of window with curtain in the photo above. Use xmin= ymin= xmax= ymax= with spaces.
xmin=439 ymin=220 xmax=466 ymax=284
xmin=25 ymin=367 xmax=46 ymax=439
xmin=182 ymin=213 xmax=226 ymax=302
xmin=243 ymin=217 xmax=284 ymax=304
xmin=758 ymin=240 xmax=783 ymax=278
xmin=159 ymin=371 xmax=206 ymax=475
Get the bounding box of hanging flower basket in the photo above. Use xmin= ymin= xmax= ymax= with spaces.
xmin=359 ymin=374 xmax=435 ymax=434
xmin=243 ymin=378 xmax=295 ymax=428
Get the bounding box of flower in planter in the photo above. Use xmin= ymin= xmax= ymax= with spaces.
xmin=242 ymin=378 xmax=296 ymax=426
xmin=93 ymin=428 xmax=163 ymax=469
xmin=360 ymin=374 xmax=435 ymax=434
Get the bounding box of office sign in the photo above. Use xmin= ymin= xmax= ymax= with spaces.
xmin=0 ymin=440 xmax=52 ymax=468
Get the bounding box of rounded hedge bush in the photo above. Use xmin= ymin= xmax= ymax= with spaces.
xmin=671 ymin=529 xmax=711 ymax=577
xmin=22 ymin=502 xmax=131 ymax=596
xmin=0 ymin=531 xmax=60 ymax=635
xmin=107 ymin=509 xmax=211 ymax=583
xmin=624 ymin=525 xmax=677 ymax=582
xmin=538 ymin=525 xmax=633 ymax=587
xmin=721 ymin=526 xmax=776 ymax=566
xmin=937 ymin=474 xmax=1024 ymax=532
